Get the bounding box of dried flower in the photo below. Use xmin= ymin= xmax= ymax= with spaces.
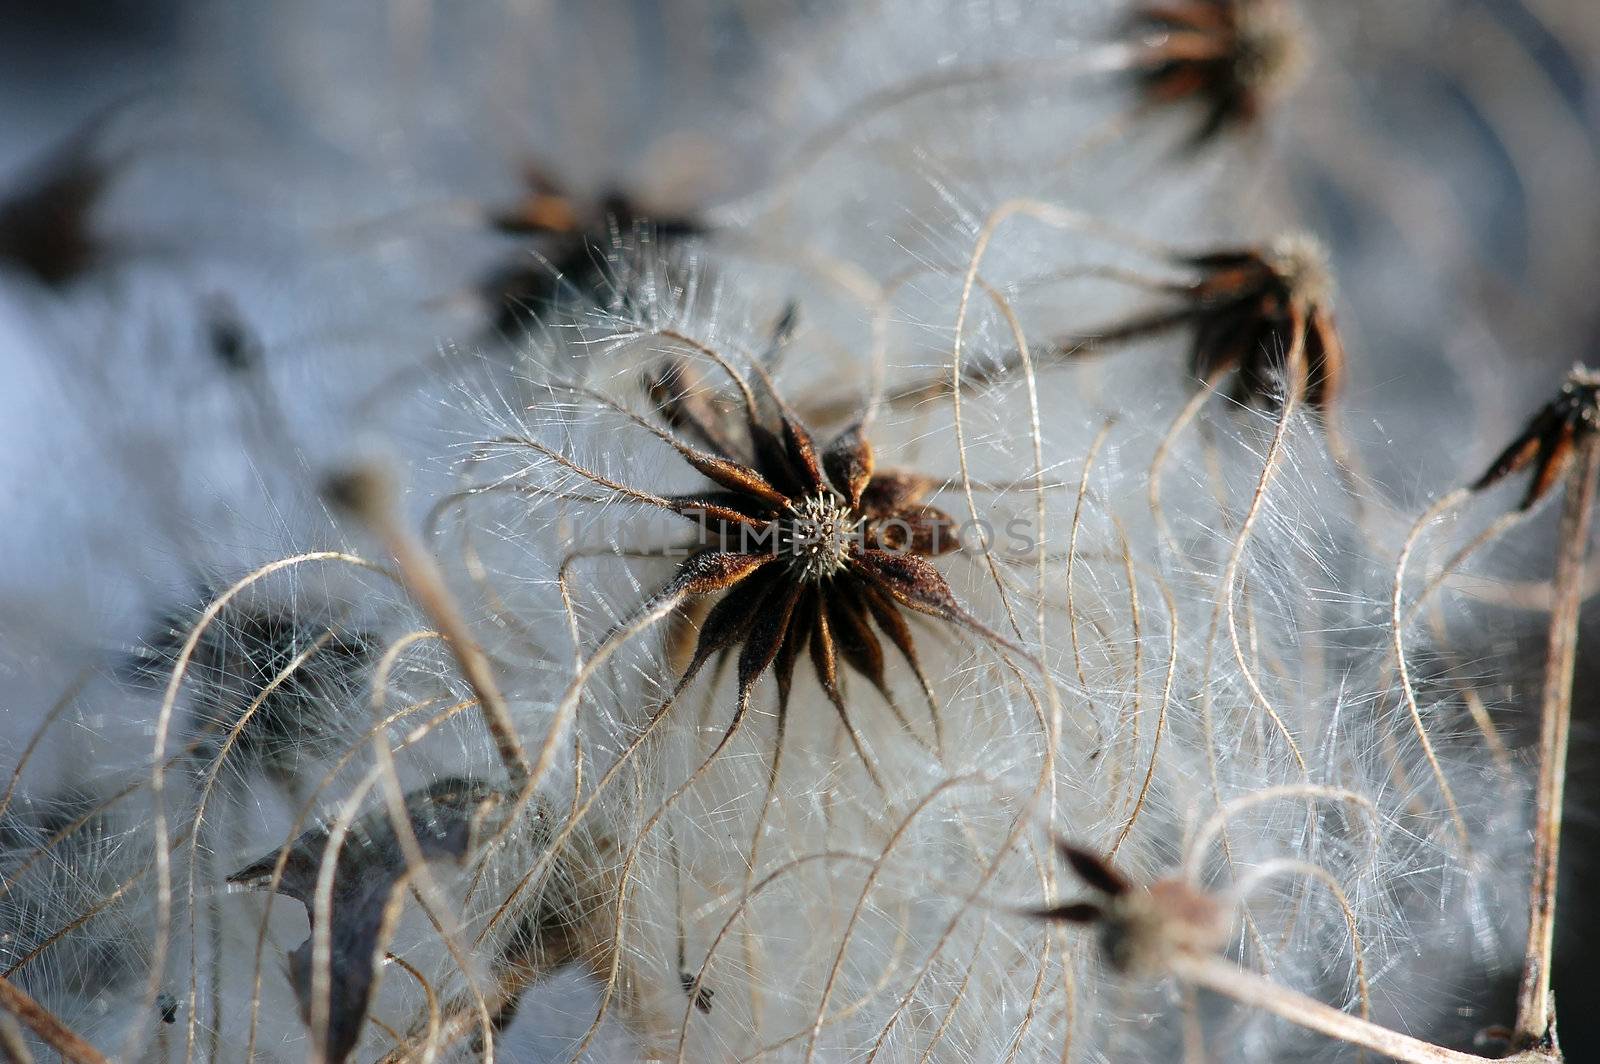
xmin=1129 ymin=0 xmax=1306 ymax=148
xmin=1076 ymin=233 xmax=1342 ymax=412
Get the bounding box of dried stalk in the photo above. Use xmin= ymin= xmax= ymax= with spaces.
xmin=1172 ymin=955 xmax=1549 ymax=1064
xmin=1514 ymin=434 xmax=1600 ymax=1050
xmin=0 ymin=977 xmax=110 ymax=1064
xmin=324 ymin=466 xmax=533 ymax=795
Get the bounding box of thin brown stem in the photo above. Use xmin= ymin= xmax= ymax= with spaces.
xmin=1514 ymin=436 xmax=1600 ymax=1049
xmin=326 ymin=467 xmax=533 ymax=795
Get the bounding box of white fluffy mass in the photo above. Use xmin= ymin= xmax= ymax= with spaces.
xmin=2 ymin=2 xmax=1594 ymax=1062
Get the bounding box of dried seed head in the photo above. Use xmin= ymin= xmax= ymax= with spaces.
xmin=1099 ymin=878 xmax=1230 ymax=977
xmin=1471 ymin=365 xmax=1600 ymax=510
xmin=482 ymin=170 xmax=703 ymax=329
xmin=1131 ymin=0 xmax=1308 ymax=147
xmin=783 ymin=493 xmax=862 ymax=580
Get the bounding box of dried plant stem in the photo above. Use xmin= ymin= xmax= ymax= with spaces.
xmin=0 ymin=1008 xmax=33 ymax=1064
xmin=0 ymin=977 xmax=110 ymax=1064
xmin=326 ymin=467 xmax=533 ymax=795
xmin=1514 ymin=435 xmax=1600 ymax=1050
xmin=1171 ymin=955 xmax=1525 ymax=1064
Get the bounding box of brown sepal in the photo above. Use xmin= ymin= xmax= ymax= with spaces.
xmin=1055 ymin=841 xmax=1131 ymax=897
xmin=823 ymin=424 xmax=875 ymax=507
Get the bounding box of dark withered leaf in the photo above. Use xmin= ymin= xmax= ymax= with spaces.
xmin=677 ymin=446 xmax=790 ymax=507
xmin=860 ymin=471 xmax=937 ymax=516
xmin=1128 ymin=0 xmax=1300 ymax=151
xmin=679 ymin=972 xmax=715 ymax=1014
xmin=774 ymin=594 xmax=816 ymax=711
xmin=876 ymin=504 xmax=960 ymax=556
xmin=737 ymin=583 xmax=805 ymax=690
xmin=229 ymin=778 xmax=505 ymax=1064
xmin=779 ymin=413 xmax=825 ymax=492
xmin=686 ymin=567 xmax=782 ymax=680
xmin=667 ymin=551 xmax=774 ymax=599
xmin=825 ymin=595 xmax=889 ymax=698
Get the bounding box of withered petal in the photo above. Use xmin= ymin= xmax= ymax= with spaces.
xmin=781 ymin=413 xmax=826 ymax=493
xmin=1470 ymin=374 xmax=1600 ymax=510
xmin=875 ymin=504 xmax=961 ymax=556
xmin=664 ymin=492 xmax=781 ymax=544
xmin=737 ymin=582 xmax=805 ymax=688
xmin=1071 ymin=304 xmax=1200 ymax=352
xmin=826 ymin=594 xmax=889 ymax=696
xmin=853 ymin=549 xmax=975 ymax=624
xmin=808 ymin=606 xmax=881 ymax=776
xmin=750 ymin=421 xmax=806 ymax=497
xmin=822 ymin=423 xmax=875 ymax=507
xmin=1189 ymin=306 xmax=1263 ymax=386
xmin=1471 ymin=407 xmax=1563 ymax=496
xmin=1524 ymin=427 xmax=1577 ymax=512
xmin=809 ymin=600 xmax=842 ymax=698
xmin=860 ymin=584 xmax=925 ymax=676
xmin=678 ymin=446 xmax=790 ymax=508
xmin=1302 ymin=305 xmax=1344 ymax=415
xmin=686 ymin=567 xmax=781 ymax=680
xmin=774 ymin=593 xmax=816 ymax=712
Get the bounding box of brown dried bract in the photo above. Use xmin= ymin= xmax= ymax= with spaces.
xmin=1472 ymin=366 xmax=1600 ymax=512
xmin=1076 ymin=234 xmax=1342 ymax=413
xmin=1032 ymin=841 xmax=1229 ymax=976
xmin=1129 ymin=0 xmax=1305 ymax=148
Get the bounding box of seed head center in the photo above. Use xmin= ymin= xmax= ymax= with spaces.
xmin=784 ymin=494 xmax=860 ymax=580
